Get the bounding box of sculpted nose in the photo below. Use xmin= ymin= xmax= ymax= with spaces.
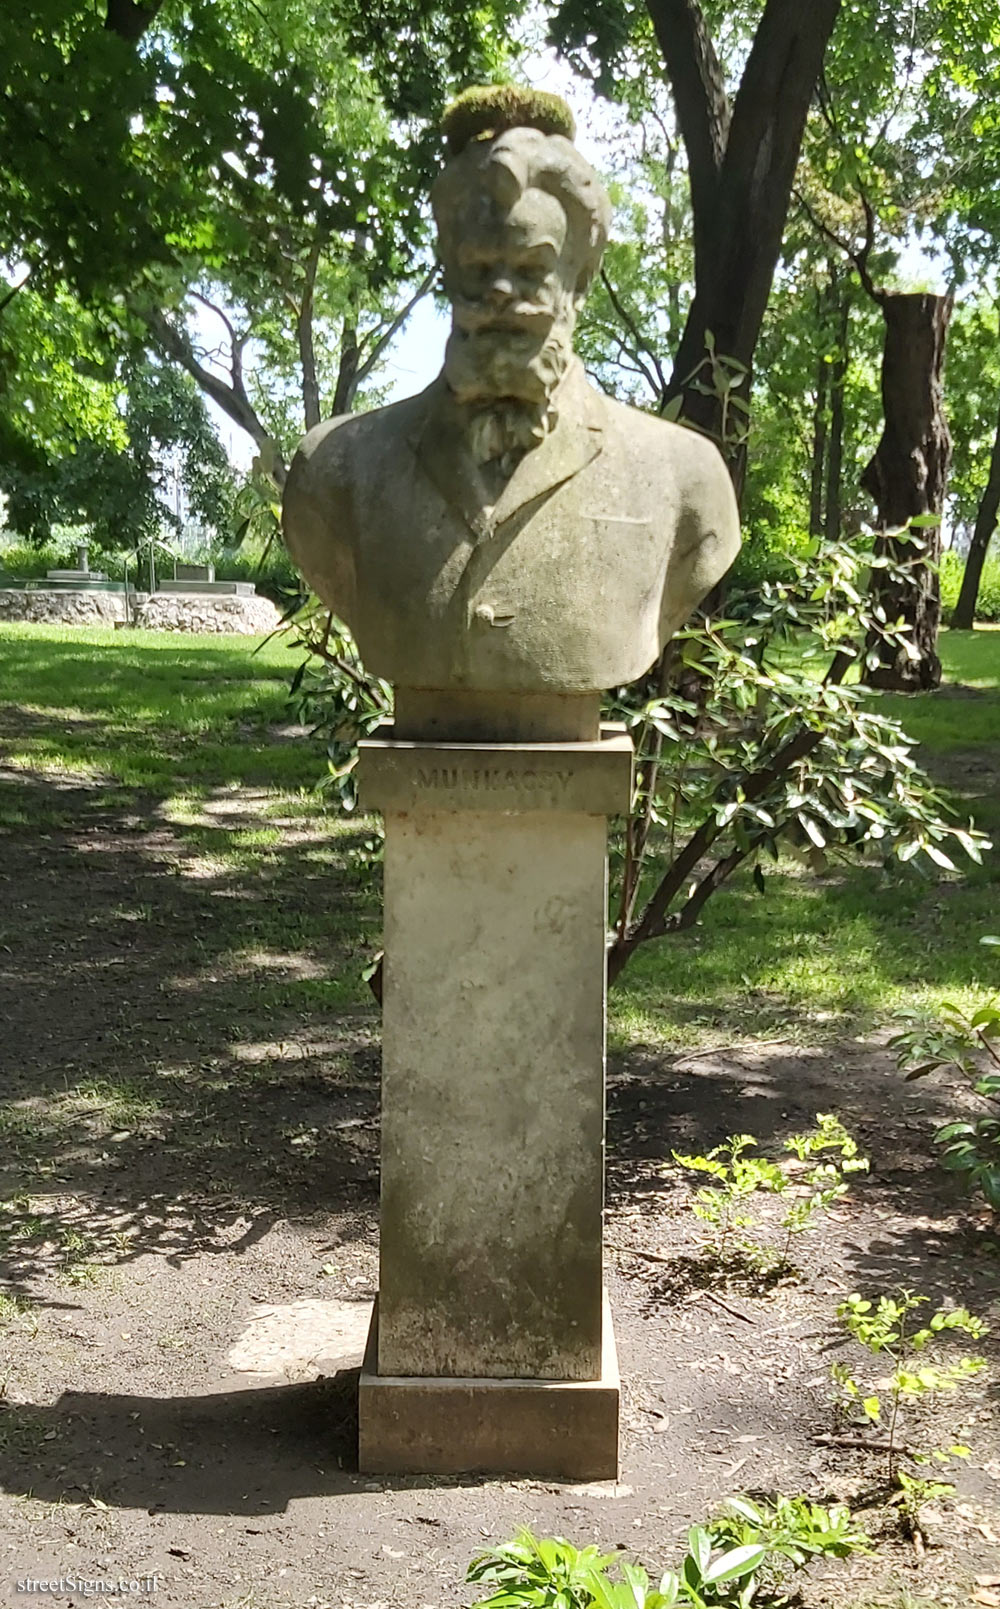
xmin=486 ymin=271 xmax=516 ymax=303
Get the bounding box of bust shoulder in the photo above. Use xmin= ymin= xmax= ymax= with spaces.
xmin=287 ymin=389 xmax=430 ymax=494
xmin=580 ymin=387 xmax=737 ymax=543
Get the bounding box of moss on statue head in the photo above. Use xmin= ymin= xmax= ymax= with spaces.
xmin=442 ymin=86 xmax=576 ymax=155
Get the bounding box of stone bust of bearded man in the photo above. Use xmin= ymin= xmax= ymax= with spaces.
xmin=282 ymin=89 xmax=741 ymax=743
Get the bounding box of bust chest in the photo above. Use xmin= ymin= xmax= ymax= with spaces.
xmin=349 ymin=444 xmax=675 ymax=693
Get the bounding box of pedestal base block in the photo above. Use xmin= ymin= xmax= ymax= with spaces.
xmin=358 ymin=1294 xmax=620 ymax=1480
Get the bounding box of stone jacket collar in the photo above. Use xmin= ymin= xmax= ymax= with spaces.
xmin=407 ymin=360 xmax=605 ymax=542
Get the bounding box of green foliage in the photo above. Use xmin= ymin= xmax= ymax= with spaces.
xmin=940 ymin=548 xmax=1000 ymax=624
xmin=283 ymin=598 xmax=392 ymax=812
xmin=673 ymin=1115 xmax=868 ymax=1273
xmin=466 ymin=1507 xmax=868 ymax=1609
xmin=832 ymin=1289 xmax=987 ymax=1499
xmin=778 ymin=1113 xmax=869 ymax=1264
xmin=0 ymin=0 xmax=515 ymax=491
xmin=0 ymin=281 xmax=237 ymax=546
xmin=442 ymin=85 xmax=576 ymax=153
xmin=673 ymin=1134 xmax=786 ymax=1266
xmin=710 ymin=1495 xmax=870 ymax=1580
xmin=890 ymin=935 xmax=1000 ymax=1211
xmin=608 ymin=530 xmax=989 ymax=981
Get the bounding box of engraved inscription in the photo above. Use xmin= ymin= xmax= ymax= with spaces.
xmin=414 ymin=766 xmax=575 ymax=791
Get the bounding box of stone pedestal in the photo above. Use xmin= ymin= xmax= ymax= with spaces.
xmin=356 ymin=724 xmax=632 ymax=1479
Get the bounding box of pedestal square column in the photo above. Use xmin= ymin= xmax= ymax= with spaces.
xmin=356 ymin=727 xmax=632 ymax=1478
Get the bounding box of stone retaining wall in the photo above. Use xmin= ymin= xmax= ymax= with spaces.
xmin=0 ymin=589 xmax=125 ymax=626
xmin=0 ymin=589 xmax=282 ymax=636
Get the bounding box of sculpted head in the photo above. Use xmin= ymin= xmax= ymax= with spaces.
xmin=431 ymin=108 xmax=611 ymax=432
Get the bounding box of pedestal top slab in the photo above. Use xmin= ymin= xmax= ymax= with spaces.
xmin=358 ymin=724 xmax=633 ymax=816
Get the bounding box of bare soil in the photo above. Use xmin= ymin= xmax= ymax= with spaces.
xmin=0 ymin=725 xmax=998 ymax=1609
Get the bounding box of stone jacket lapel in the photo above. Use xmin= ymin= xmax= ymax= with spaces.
xmin=408 ymin=361 xmax=605 ymax=542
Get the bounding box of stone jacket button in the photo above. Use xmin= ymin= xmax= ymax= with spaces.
xmin=473 ymin=602 xmax=515 ymax=628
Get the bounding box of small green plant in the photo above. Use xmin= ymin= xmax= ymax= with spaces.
xmin=0 ymin=1291 xmax=36 ymax=1333
xmin=672 ymin=1115 xmax=868 ymax=1273
xmin=467 ymin=1531 xmax=620 ymax=1609
xmin=672 ymin=1133 xmax=785 ymax=1264
xmin=467 ymin=1505 xmax=868 ymax=1609
xmin=778 ymin=1113 xmax=869 ymax=1266
xmin=832 ymin=1289 xmax=987 ymax=1527
xmin=891 ymin=937 xmax=1000 ymax=1211
xmin=709 ymin=1495 xmax=870 ymax=1597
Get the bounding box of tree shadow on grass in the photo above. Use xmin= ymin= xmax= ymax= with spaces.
xmin=0 ymin=757 xmax=382 ymax=1301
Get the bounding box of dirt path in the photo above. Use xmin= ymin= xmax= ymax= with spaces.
xmin=1 ymin=718 xmax=998 ymax=1609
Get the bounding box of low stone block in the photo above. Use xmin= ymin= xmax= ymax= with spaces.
xmin=358 ymin=1293 xmax=620 ymax=1480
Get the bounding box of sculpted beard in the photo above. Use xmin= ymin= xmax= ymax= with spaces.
xmin=443 ymin=294 xmax=576 ymax=464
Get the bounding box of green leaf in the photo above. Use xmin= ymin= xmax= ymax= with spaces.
xmin=701 ymin=1544 xmax=768 ymax=1585
xmin=687 ymin=1527 xmax=712 ymax=1575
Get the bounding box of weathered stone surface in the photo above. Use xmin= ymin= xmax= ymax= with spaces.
xmin=283 ymin=122 xmax=740 ymax=700
xmin=281 ymin=101 xmax=733 ymax=1479
xmin=394 ymin=687 xmax=601 ymax=742
xmin=0 ymin=589 xmax=281 ymax=635
xmin=284 ymin=362 xmax=740 ymax=696
xmin=358 ymin=727 xmax=633 ymax=817
xmin=228 ymin=1298 xmax=372 ymax=1382
xmin=156 ymin=580 xmax=256 ymax=597
xmin=134 ymin=593 xmax=280 ymax=634
xmin=359 ymin=1293 xmax=620 ymax=1479
xmin=375 ymin=782 xmax=614 ymax=1379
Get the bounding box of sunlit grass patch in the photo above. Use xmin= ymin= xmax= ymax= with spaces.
xmin=0 ymin=1290 xmax=37 ymax=1330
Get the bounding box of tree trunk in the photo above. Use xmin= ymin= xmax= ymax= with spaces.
xmin=297 ymin=240 xmax=323 ymax=432
xmin=332 ymin=323 xmax=360 ymax=415
xmin=862 ymin=292 xmax=953 ymax=691
xmin=649 ymin=0 xmax=841 ymax=496
xmin=809 ymin=335 xmax=828 ymax=537
xmin=824 ymin=286 xmax=849 ymax=543
xmin=952 ymin=393 xmax=1000 ymax=630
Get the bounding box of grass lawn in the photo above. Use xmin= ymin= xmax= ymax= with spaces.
xmin=2 ymin=620 xmax=998 ymax=1046
xmin=614 ymin=628 xmax=1000 ymax=1047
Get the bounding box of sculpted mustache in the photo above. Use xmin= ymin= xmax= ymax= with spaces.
xmin=452 ymin=299 xmax=553 ymax=332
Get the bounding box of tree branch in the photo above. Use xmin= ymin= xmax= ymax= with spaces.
xmin=139 ymin=303 xmax=286 ymax=485
xmin=0 ymin=265 xmax=35 ymax=317
xmin=600 ymin=268 xmax=669 ymax=401
xmin=104 ymin=0 xmax=166 ymax=43
xmin=353 ymin=266 xmax=440 ymax=394
xmin=795 ymin=189 xmax=883 ymax=305
xmin=643 ymin=0 xmax=729 ymax=268
xmin=297 ymin=238 xmax=323 ymax=431
xmin=607 ymin=724 xmax=823 ymax=983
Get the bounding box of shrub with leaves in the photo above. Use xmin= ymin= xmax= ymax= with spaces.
xmin=672 ymin=1114 xmax=868 ymax=1274
xmin=282 ymin=595 xmax=391 ymax=813
xmin=466 ymin=1507 xmax=868 ymax=1609
xmin=607 ymin=531 xmax=988 ymax=981
xmin=891 ymin=935 xmax=1000 ymax=1211
xmin=832 ymin=1288 xmax=987 ymax=1530
xmin=672 ymin=1133 xmax=786 ymax=1266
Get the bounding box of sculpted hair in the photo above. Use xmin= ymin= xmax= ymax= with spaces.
xmin=432 ymin=127 xmax=612 ymax=298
